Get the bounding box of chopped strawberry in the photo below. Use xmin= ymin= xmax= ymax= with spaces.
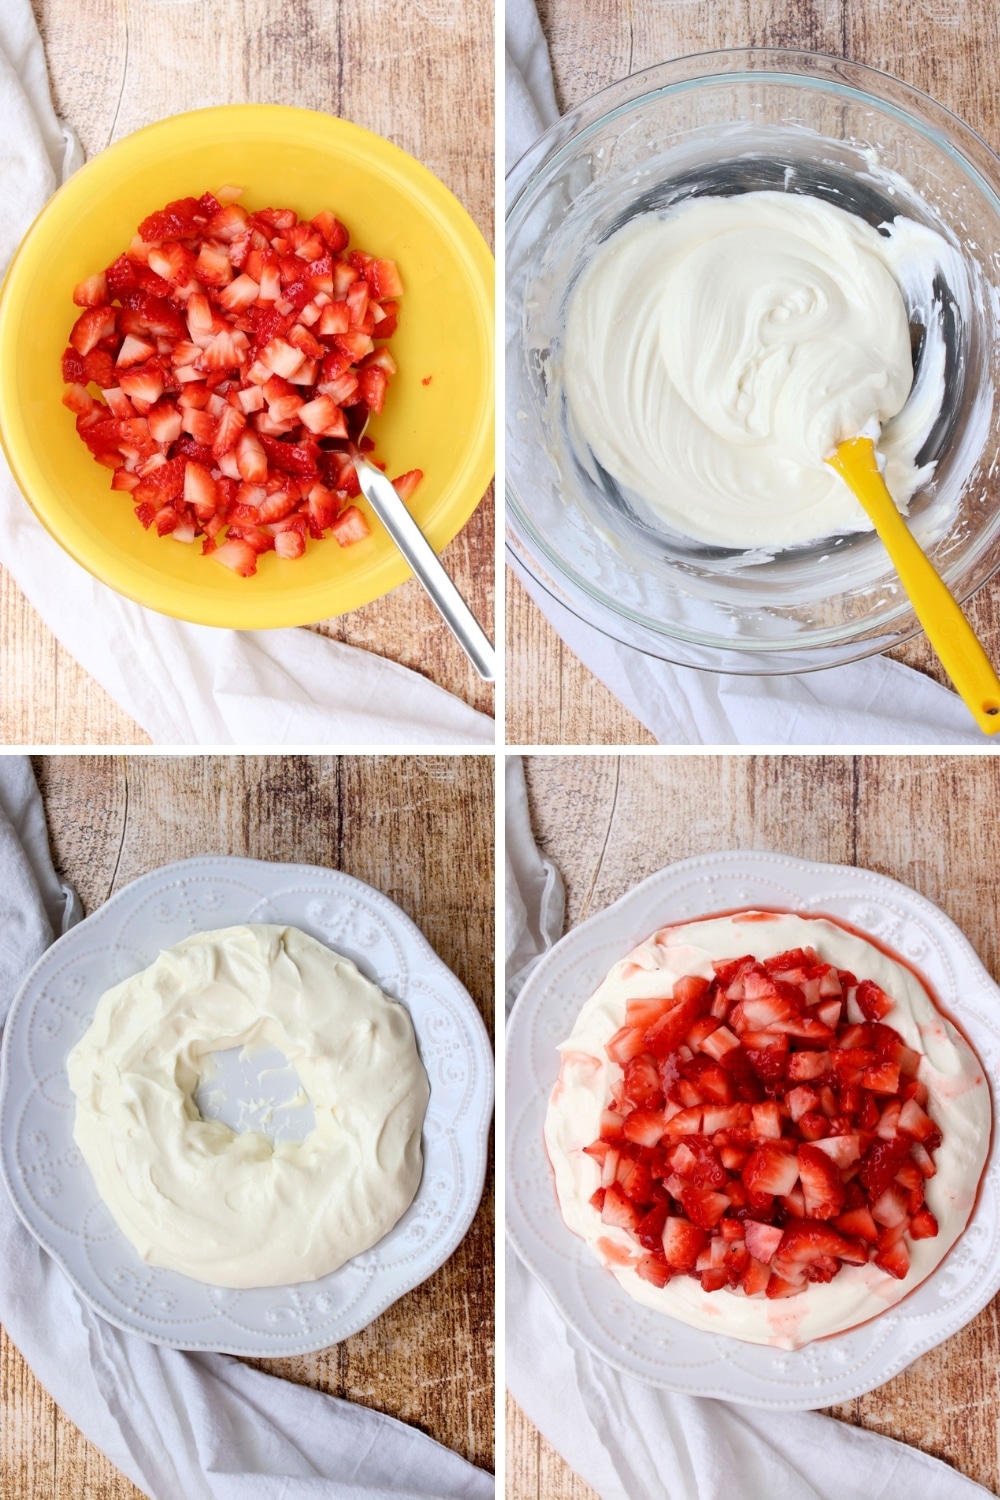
xmin=743 ymin=1221 xmax=784 ymax=1265
xmin=72 ymin=271 xmax=109 ymax=307
xmin=211 ymin=537 xmax=257 ymax=576
xmin=909 ymin=1208 xmax=939 ymax=1240
xmin=63 ymin=188 xmax=409 ymax=568
xmin=856 ymin=980 xmax=894 ymax=1021
xmin=742 ymin=1143 xmax=800 ymax=1199
xmin=662 ymin=1217 xmax=707 ymax=1272
xmin=858 ymin=1135 xmax=912 ymax=1199
xmin=797 ymin=1144 xmax=845 ymax=1220
xmin=69 ymin=306 xmax=116 ymax=355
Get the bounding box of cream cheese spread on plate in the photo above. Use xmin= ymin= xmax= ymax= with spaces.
xmin=563 ymin=192 xmax=957 ymax=549
xmin=67 ymin=923 xmax=429 ymax=1289
xmin=544 ymin=911 xmax=990 ymax=1348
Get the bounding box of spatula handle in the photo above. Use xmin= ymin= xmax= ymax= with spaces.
xmin=828 ymin=438 xmax=1000 ymax=735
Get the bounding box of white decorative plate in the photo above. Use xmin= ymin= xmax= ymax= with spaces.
xmin=0 ymin=856 xmax=493 ymax=1355
xmin=506 ymin=851 xmax=1000 ymax=1408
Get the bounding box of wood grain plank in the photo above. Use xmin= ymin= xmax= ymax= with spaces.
xmin=512 ymin=752 xmax=1000 ymax=1497
xmin=506 ymin=0 xmax=1000 ymax=744
xmin=4 ymin=0 xmax=494 ymax=745
xmin=3 ymin=754 xmax=494 ymax=1495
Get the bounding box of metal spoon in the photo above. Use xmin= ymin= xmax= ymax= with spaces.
xmin=348 ymin=415 xmax=495 ymax=681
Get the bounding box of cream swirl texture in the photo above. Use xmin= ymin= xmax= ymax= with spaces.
xmin=563 ymin=192 xmax=954 ymax=548
xmin=67 ymin=924 xmax=429 ymax=1289
xmin=544 ymin=912 xmax=991 ymax=1349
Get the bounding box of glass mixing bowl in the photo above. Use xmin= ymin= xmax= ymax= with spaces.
xmin=505 ymin=49 xmax=1000 ymax=673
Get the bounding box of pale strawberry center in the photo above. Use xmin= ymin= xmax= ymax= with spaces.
xmin=62 ymin=191 xmax=420 ymax=577
xmin=585 ymin=945 xmax=941 ymax=1297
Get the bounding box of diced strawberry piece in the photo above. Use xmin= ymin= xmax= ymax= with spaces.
xmin=858 ymin=1135 xmax=912 ymax=1199
xmin=743 ymin=1221 xmax=784 ymax=1265
xmin=679 ymin=1187 xmax=730 ymax=1230
xmin=750 ymin=1101 xmax=783 ymax=1140
xmin=765 ymin=1272 xmax=803 ymax=1299
xmin=644 ymin=979 xmax=710 ymax=1058
xmin=605 ymin=1024 xmax=648 ymax=1067
xmin=701 ymin=1025 xmax=740 ymax=1061
xmin=835 ymin=1205 xmax=878 ymax=1242
xmin=622 ymin=1108 xmax=669 ymax=1148
xmin=662 ymin=1216 xmax=707 ymax=1272
xmin=862 ymin=1061 xmax=900 ymax=1095
xmin=119 ymin=365 xmax=164 ymax=407
xmin=636 ymin=1253 xmax=671 ymax=1289
xmin=797 ymin=1144 xmax=845 ymax=1220
xmin=133 ymin=455 xmax=187 ymax=504
xmin=661 ymin=1105 xmax=706 ymax=1140
xmin=897 ymin=1098 xmax=937 ymax=1141
xmin=236 ymin=429 xmax=267 ymax=482
xmin=72 ymin=271 xmax=109 ymax=307
xmin=876 ymin=1098 xmax=902 ymax=1139
xmin=364 ymin=258 xmax=404 ymax=298
xmin=210 ymin=404 xmax=246 ymax=458
xmin=910 ymin=1141 xmax=937 ymax=1179
xmin=742 ymin=1143 xmax=800 ymax=1198
xmin=856 ymin=979 xmax=894 ymax=1021
xmin=182 ymin=461 xmax=218 ymax=513
xmin=811 ymin=1134 xmax=860 ymax=1169
xmin=871 ymin=1185 xmax=909 ymax=1227
xmin=332 ymin=504 xmax=371 ymax=548
xmin=209 ymin=540 xmax=257 ymax=579
xmin=874 ymin=1223 xmax=910 ymax=1279
xmin=786 ymin=1086 xmax=818 ymax=1123
xmin=786 ymin=1051 xmax=829 ymax=1083
xmin=909 ymin=1208 xmax=939 ymax=1239
xmin=623 ymin=992 xmax=675 ymax=1030
xmin=741 ymin=1256 xmax=771 ymax=1297
xmin=138 ymin=196 xmax=207 ymax=242
xmin=600 ymin=1183 xmax=640 ymax=1233
xmin=623 ymin=1055 xmax=663 ymax=1108
xmin=83 ymin=349 xmax=117 ymax=388
xmin=772 ymin=1220 xmax=855 ymax=1282
xmin=194 ymin=242 xmax=233 ymax=287
xmin=147 ymin=242 xmax=196 ymax=286
xmin=69 ymin=306 xmax=116 ymax=355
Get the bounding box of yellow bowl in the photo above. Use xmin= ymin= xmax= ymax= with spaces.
xmin=0 ymin=105 xmax=494 ymax=629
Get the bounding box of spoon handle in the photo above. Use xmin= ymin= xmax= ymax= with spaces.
xmin=352 ymin=455 xmax=496 ymax=681
xmin=828 ymin=438 xmax=1000 ymax=735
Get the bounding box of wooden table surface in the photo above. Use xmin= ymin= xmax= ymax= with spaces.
xmin=508 ymin=751 xmax=1000 ymax=1498
xmin=0 ymin=754 xmax=494 ymax=1498
xmin=505 ymin=0 xmax=1000 ymax=746
xmin=2 ymin=0 xmax=494 ymax=746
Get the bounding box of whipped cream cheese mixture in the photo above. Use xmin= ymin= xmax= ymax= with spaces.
xmin=544 ymin=912 xmax=991 ymax=1349
xmin=563 ymin=191 xmax=957 ymax=548
xmin=67 ymin=924 xmax=430 ymax=1289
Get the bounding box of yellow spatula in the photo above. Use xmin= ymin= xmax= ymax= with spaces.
xmin=826 ymin=436 xmax=1000 ymax=735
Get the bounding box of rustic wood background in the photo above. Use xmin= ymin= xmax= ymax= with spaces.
xmin=1 ymin=0 xmax=494 ymax=746
xmin=505 ymin=0 xmax=1000 ymax=745
xmin=0 ymin=754 xmax=494 ymax=1498
xmin=508 ymin=751 xmax=1000 ymax=1498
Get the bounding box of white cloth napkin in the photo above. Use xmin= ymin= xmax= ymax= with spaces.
xmin=0 ymin=3 xmax=493 ymax=747
xmin=0 ymin=757 xmax=493 ymax=1500
xmin=504 ymin=0 xmax=990 ymax=747
xmin=503 ymin=756 xmax=990 ymax=1498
